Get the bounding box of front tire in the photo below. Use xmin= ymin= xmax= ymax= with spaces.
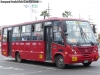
xmin=55 ymin=55 xmax=66 ymax=69
xmin=82 ymin=62 xmax=92 ymax=67
xmin=15 ymin=53 xmax=22 ymax=63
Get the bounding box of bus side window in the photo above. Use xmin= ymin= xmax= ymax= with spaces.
xmin=53 ymin=21 xmax=61 ymax=32
xmin=32 ymin=23 xmax=43 ymax=40
xmin=53 ymin=21 xmax=64 ymax=45
xmin=12 ymin=26 xmax=20 ymax=41
xmin=54 ymin=32 xmax=64 ymax=45
xmin=3 ymin=28 xmax=7 ymax=42
xmin=21 ymin=25 xmax=31 ymax=41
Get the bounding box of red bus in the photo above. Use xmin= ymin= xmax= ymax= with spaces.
xmin=1 ymin=17 xmax=99 ymax=69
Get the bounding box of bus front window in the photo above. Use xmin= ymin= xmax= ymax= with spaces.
xmin=64 ymin=21 xmax=97 ymax=45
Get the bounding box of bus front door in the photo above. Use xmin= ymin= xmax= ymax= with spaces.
xmin=7 ymin=30 xmax=12 ymax=56
xmin=45 ymin=26 xmax=52 ymax=60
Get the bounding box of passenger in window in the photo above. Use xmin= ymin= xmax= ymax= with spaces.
xmin=22 ymin=36 xmax=27 ymax=41
xmin=54 ymin=32 xmax=64 ymax=44
xmin=26 ymin=36 xmax=30 ymax=40
xmin=37 ymin=33 xmax=43 ymax=40
xmin=32 ymin=36 xmax=37 ymax=40
xmin=67 ymin=29 xmax=77 ymax=43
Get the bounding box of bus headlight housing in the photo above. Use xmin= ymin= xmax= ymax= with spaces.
xmin=94 ymin=50 xmax=97 ymax=53
xmin=94 ymin=48 xmax=98 ymax=53
xmin=72 ymin=49 xmax=77 ymax=54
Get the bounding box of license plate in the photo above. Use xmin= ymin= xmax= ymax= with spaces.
xmin=84 ymin=60 xmax=88 ymax=63
xmin=72 ymin=56 xmax=77 ymax=61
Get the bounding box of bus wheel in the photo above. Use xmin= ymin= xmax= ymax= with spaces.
xmin=82 ymin=62 xmax=92 ymax=67
xmin=56 ymin=55 xmax=66 ymax=69
xmin=15 ymin=53 xmax=22 ymax=63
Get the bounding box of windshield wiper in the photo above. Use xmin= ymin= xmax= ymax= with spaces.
xmin=77 ymin=42 xmax=80 ymax=46
xmin=90 ymin=41 xmax=94 ymax=45
xmin=80 ymin=27 xmax=86 ymax=41
xmin=78 ymin=24 xmax=94 ymax=45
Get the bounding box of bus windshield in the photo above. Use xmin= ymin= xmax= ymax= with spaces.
xmin=65 ymin=21 xmax=97 ymax=45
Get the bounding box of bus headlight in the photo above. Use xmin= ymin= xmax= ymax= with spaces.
xmin=94 ymin=50 xmax=97 ymax=53
xmin=72 ymin=49 xmax=77 ymax=54
xmin=74 ymin=51 xmax=77 ymax=54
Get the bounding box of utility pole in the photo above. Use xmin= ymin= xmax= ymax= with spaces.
xmin=79 ymin=14 xmax=81 ymax=19
xmin=46 ymin=3 xmax=52 ymax=18
xmin=89 ymin=15 xmax=91 ymax=22
xmin=23 ymin=0 xmax=41 ymax=21
xmin=88 ymin=15 xmax=93 ymax=23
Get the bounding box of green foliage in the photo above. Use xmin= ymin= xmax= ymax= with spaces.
xmin=62 ymin=11 xmax=72 ymax=18
xmin=40 ymin=10 xmax=49 ymax=19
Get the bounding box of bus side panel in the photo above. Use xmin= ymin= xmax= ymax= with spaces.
xmin=24 ymin=41 xmax=31 ymax=59
xmin=2 ymin=42 xmax=8 ymax=56
xmin=52 ymin=43 xmax=65 ymax=62
xmin=37 ymin=41 xmax=45 ymax=61
xmin=12 ymin=42 xmax=16 ymax=58
xmin=20 ymin=41 xmax=28 ymax=59
xmin=12 ymin=42 xmax=20 ymax=58
xmin=30 ymin=41 xmax=45 ymax=62
xmin=29 ymin=41 xmax=38 ymax=60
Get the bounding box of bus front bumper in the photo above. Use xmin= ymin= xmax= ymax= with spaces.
xmin=65 ymin=53 xmax=99 ymax=64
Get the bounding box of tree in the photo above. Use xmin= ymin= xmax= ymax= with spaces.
xmin=62 ymin=11 xmax=72 ymax=18
xmin=40 ymin=10 xmax=49 ymax=19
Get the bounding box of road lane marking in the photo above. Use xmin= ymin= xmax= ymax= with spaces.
xmin=87 ymin=71 xmax=100 ymax=73
xmin=0 ymin=65 xmax=23 ymax=70
xmin=0 ymin=60 xmax=57 ymax=70
xmin=1 ymin=60 xmax=100 ymax=71
xmin=93 ymin=62 xmax=100 ymax=64
xmin=74 ymin=70 xmax=100 ymax=74
xmin=10 ymin=71 xmax=43 ymax=75
xmin=4 ymin=58 xmax=14 ymax=59
xmin=39 ymin=67 xmax=56 ymax=70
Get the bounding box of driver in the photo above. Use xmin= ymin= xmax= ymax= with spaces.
xmin=67 ymin=29 xmax=77 ymax=43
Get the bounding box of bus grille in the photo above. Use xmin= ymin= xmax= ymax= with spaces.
xmin=77 ymin=47 xmax=93 ymax=54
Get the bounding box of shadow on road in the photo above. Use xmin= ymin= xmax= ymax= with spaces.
xmin=4 ymin=59 xmax=93 ymax=69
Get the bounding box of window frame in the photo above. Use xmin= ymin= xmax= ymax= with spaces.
xmin=20 ymin=24 xmax=32 ymax=41
xmin=52 ymin=20 xmax=64 ymax=45
xmin=12 ymin=26 xmax=21 ymax=42
xmin=2 ymin=28 xmax=8 ymax=42
xmin=31 ymin=22 xmax=44 ymax=41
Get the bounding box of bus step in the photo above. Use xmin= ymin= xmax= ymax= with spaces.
xmin=45 ymin=60 xmax=52 ymax=63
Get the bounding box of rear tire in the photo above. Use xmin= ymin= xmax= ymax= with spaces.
xmin=15 ymin=53 xmax=22 ymax=63
xmin=55 ymin=55 xmax=66 ymax=69
xmin=82 ymin=62 xmax=92 ymax=67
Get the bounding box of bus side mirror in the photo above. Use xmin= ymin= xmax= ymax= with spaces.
xmin=91 ymin=24 xmax=96 ymax=33
xmin=93 ymin=25 xmax=96 ymax=33
xmin=64 ymin=32 xmax=68 ymax=37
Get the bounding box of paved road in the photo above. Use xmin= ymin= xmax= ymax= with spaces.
xmin=0 ymin=53 xmax=100 ymax=75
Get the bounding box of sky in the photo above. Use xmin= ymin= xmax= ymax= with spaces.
xmin=0 ymin=0 xmax=100 ymax=33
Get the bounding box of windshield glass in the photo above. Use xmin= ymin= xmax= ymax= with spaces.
xmin=64 ymin=20 xmax=97 ymax=44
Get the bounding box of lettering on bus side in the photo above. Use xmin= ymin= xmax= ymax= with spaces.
xmin=16 ymin=43 xmax=19 ymax=45
xmin=12 ymin=43 xmax=15 ymax=45
xmin=32 ymin=43 xmax=36 ymax=45
xmin=8 ymin=27 xmax=12 ymax=30
xmin=3 ymin=43 xmax=6 ymax=45
xmin=20 ymin=43 xmax=24 ymax=45
xmin=38 ymin=43 xmax=41 ymax=45
xmin=44 ymin=21 xmax=52 ymax=26
xmin=25 ymin=43 xmax=30 ymax=45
